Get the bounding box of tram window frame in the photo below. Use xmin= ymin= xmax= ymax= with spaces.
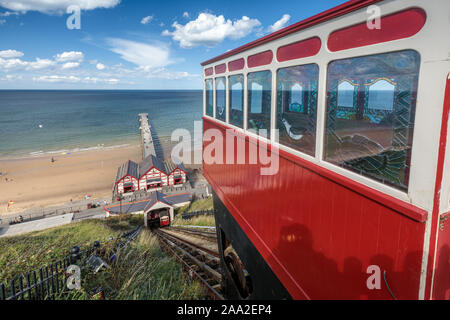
xmin=247 ymin=70 xmax=272 ymax=137
xmin=323 ymin=50 xmax=421 ymax=191
xmin=205 ymin=79 xmax=214 ymax=117
xmin=229 ymin=74 xmax=244 ymax=129
xmin=215 ymin=77 xmax=226 ymax=122
xmin=276 ymin=63 xmax=319 ymax=157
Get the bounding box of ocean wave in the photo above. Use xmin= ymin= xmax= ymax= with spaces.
xmin=0 ymin=143 xmax=136 ymax=160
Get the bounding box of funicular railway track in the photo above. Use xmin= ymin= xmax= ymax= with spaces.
xmin=155 ymin=227 xmax=225 ymax=300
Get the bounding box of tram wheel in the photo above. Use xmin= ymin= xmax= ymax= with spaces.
xmin=223 ymin=246 xmax=252 ymax=299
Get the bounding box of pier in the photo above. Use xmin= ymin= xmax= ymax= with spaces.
xmin=138 ymin=113 xmax=158 ymax=160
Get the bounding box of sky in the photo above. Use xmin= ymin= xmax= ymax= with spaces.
xmin=0 ymin=0 xmax=347 ymax=90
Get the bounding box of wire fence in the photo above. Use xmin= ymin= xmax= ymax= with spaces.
xmin=180 ymin=209 xmax=214 ymax=220
xmin=0 ymin=226 xmax=142 ymax=300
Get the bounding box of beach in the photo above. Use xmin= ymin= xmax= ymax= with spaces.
xmin=0 ymin=145 xmax=142 ymax=215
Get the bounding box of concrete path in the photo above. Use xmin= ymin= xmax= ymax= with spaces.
xmin=0 ymin=213 xmax=74 ymax=238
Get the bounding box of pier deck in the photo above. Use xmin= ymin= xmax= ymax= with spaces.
xmin=138 ymin=113 xmax=158 ymax=160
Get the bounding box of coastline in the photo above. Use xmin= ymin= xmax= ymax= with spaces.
xmin=0 ymin=144 xmax=142 ymax=215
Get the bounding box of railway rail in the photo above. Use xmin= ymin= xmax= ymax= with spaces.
xmin=169 ymin=226 xmax=217 ymax=242
xmin=155 ymin=227 xmax=224 ymax=300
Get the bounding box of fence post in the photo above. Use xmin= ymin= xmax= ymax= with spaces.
xmin=19 ymin=276 xmax=24 ymax=300
xmin=26 ymin=273 xmax=32 ymax=300
xmin=0 ymin=282 xmax=5 ymax=300
xmin=10 ymin=278 xmax=16 ymax=300
xmin=33 ymin=271 xmax=38 ymax=300
xmin=39 ymin=268 xmax=45 ymax=299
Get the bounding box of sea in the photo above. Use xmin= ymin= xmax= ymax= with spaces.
xmin=0 ymin=90 xmax=203 ymax=159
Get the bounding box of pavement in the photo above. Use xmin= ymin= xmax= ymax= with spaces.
xmin=0 ymin=213 xmax=74 ymax=238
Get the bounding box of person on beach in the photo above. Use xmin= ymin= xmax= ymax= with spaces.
xmin=51 ymin=157 xmax=55 ymax=163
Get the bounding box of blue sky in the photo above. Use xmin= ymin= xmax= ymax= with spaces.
xmin=0 ymin=0 xmax=347 ymax=89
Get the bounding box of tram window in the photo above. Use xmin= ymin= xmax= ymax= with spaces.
xmin=216 ymin=77 xmax=226 ymax=122
xmin=248 ymin=70 xmax=272 ymax=136
xmin=277 ymin=64 xmax=319 ymax=156
xmin=229 ymin=74 xmax=244 ymax=128
xmin=324 ymin=50 xmax=420 ymax=191
xmin=205 ymin=79 xmax=213 ymax=117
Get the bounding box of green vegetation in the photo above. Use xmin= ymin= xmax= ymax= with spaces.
xmin=176 ymin=197 xmax=213 ymax=215
xmin=173 ymin=196 xmax=215 ymax=227
xmin=0 ymin=215 xmax=205 ymax=300
xmin=173 ymin=215 xmax=216 ymax=227
xmin=69 ymin=230 xmax=205 ymax=300
xmin=0 ymin=215 xmax=142 ymax=283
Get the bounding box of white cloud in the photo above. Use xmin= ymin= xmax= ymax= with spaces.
xmin=33 ymin=75 xmax=81 ymax=83
xmin=183 ymin=12 xmax=189 ymax=18
xmin=54 ymin=51 xmax=84 ymax=62
xmin=267 ymin=14 xmax=290 ymax=33
xmin=61 ymin=61 xmax=80 ymax=69
xmin=0 ymin=56 xmax=55 ymax=70
xmin=137 ymin=67 xmax=199 ymax=80
xmin=141 ymin=15 xmax=153 ymax=25
xmin=0 ymin=11 xmax=18 ymax=17
xmin=0 ymin=49 xmax=23 ymax=58
xmin=28 ymin=58 xmax=55 ymax=70
xmin=0 ymin=74 xmax=22 ymax=81
xmin=107 ymin=38 xmax=173 ymax=69
xmin=83 ymin=76 xmax=119 ymax=84
xmin=96 ymin=63 xmax=105 ymax=70
xmin=0 ymin=57 xmax=27 ymax=69
xmin=162 ymin=13 xmax=261 ymax=48
xmin=0 ymin=0 xmax=120 ymax=14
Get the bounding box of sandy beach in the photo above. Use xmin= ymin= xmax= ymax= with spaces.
xmin=0 ymin=145 xmax=142 ymax=215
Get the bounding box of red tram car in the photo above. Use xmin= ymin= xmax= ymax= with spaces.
xmin=201 ymin=0 xmax=450 ymax=299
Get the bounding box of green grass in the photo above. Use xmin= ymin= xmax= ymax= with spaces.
xmin=0 ymin=215 xmax=143 ymax=283
xmin=0 ymin=215 xmax=206 ymax=300
xmin=176 ymin=197 xmax=214 ymax=215
xmin=173 ymin=215 xmax=216 ymax=227
xmin=70 ymin=230 xmax=205 ymax=300
xmin=173 ymin=196 xmax=216 ymax=227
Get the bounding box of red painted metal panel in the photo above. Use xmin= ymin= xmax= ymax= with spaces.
xmin=327 ymin=8 xmax=427 ymax=52
xmin=247 ymin=50 xmax=273 ymax=68
xmin=228 ymin=58 xmax=245 ymax=72
xmin=204 ymin=67 xmax=213 ymax=76
xmin=428 ymin=75 xmax=450 ymax=299
xmin=215 ymin=63 xmax=226 ymax=74
xmin=203 ymin=117 xmax=426 ymax=299
xmin=276 ymin=37 xmax=321 ymax=62
xmin=201 ymin=0 xmax=383 ymax=66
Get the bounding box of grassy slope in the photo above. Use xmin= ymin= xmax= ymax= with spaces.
xmin=0 ymin=216 xmax=205 ymax=300
xmin=174 ymin=197 xmax=216 ymax=227
xmin=0 ymin=216 xmax=143 ymax=283
xmin=176 ymin=197 xmax=213 ymax=215
xmin=74 ymin=230 xmax=204 ymax=300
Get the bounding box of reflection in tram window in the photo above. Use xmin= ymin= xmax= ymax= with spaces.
xmin=216 ymin=77 xmax=226 ymax=121
xmin=248 ymin=71 xmax=272 ymax=136
xmin=324 ymin=50 xmax=421 ymax=191
xmin=336 ymin=80 xmax=358 ymax=120
xmin=206 ymin=79 xmax=213 ymax=117
xmin=277 ymin=64 xmax=319 ymax=156
xmin=229 ymin=74 xmax=244 ymax=128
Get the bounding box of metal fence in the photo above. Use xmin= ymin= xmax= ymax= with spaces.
xmin=0 ymin=226 xmax=142 ymax=300
xmin=1 ymin=200 xmax=110 ymax=226
xmin=181 ymin=209 xmax=214 ymax=220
